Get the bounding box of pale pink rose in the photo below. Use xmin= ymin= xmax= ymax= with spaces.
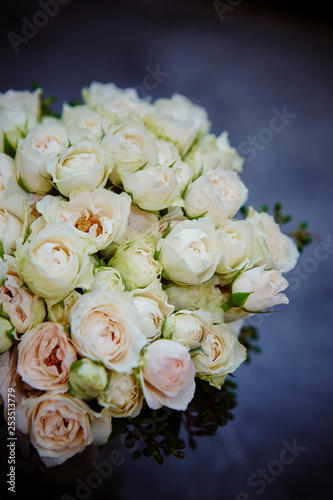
xmin=15 ymin=394 xmax=98 ymax=467
xmin=140 ymin=339 xmax=196 ymax=410
xmin=0 ymin=347 xmax=42 ymax=417
xmin=17 ymin=322 xmax=77 ymax=392
xmin=0 ymin=274 xmax=46 ymax=333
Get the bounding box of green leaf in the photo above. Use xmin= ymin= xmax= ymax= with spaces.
xmin=259 ymin=204 xmax=269 ymax=213
xmin=0 ymin=241 xmax=4 ymax=261
xmin=231 ymin=292 xmax=250 ymax=308
xmin=132 ymin=449 xmax=144 ymax=460
xmin=154 ymin=248 xmax=161 ymax=260
xmin=18 ymin=174 xmax=32 ymax=193
xmin=3 ymin=134 xmax=16 ymax=158
xmin=138 ymin=161 xmax=148 ymax=171
xmin=186 ymin=211 xmax=208 ymax=221
xmin=58 ymin=300 xmax=65 ymax=310
xmin=162 ymin=221 xmax=172 ymax=239
xmin=152 ymin=450 xmax=164 ymax=466
xmin=6 ymin=327 xmax=15 ymax=342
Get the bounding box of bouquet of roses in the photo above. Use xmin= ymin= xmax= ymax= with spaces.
xmin=0 ymin=83 xmax=309 ymax=467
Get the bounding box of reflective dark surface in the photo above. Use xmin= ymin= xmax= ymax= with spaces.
xmin=0 ymin=1 xmax=332 ymax=499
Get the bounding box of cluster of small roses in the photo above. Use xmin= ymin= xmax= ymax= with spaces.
xmin=0 ymin=83 xmax=299 ymax=467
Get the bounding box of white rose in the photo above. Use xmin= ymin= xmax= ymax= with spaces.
xmin=131 ymin=280 xmax=174 ymax=339
xmin=98 ymin=371 xmax=143 ymax=418
xmin=0 ymin=88 xmax=41 ymax=151
xmin=246 ymin=207 xmax=299 ymax=273
xmin=140 ymin=339 xmax=196 ymax=410
xmin=216 ymin=219 xmax=255 ymax=277
xmin=144 ymin=94 xmax=209 ymax=155
xmin=231 ymin=265 xmax=289 ymax=312
xmin=37 ymin=188 xmax=131 ymax=252
xmin=156 ymin=216 xmax=224 ymax=284
xmin=15 ymin=393 xmax=111 ymax=467
xmin=0 ymin=272 xmax=46 ymax=333
xmin=0 ymin=153 xmax=18 ymax=197
xmin=15 ymin=123 xmax=69 ymax=194
xmin=155 ymin=138 xmax=181 ymax=166
xmin=165 ymin=274 xmax=227 ymax=323
xmin=163 ymin=309 xmax=213 ymax=350
xmin=62 ymin=103 xmax=113 ymax=143
xmin=45 ymin=290 xmax=82 ymax=328
xmin=119 ymin=204 xmax=159 ymax=243
xmin=0 ymin=208 xmax=23 ymax=255
xmin=102 ymin=119 xmax=157 ymax=185
xmin=15 ymin=222 xmax=95 ymax=299
xmin=185 ymin=132 xmax=244 ymax=178
xmin=90 ymin=266 xmax=125 ymax=293
xmin=193 ymin=323 xmax=247 ymax=389
xmin=82 ymin=82 xmax=151 ymax=121
xmin=109 ymin=238 xmax=162 ymax=290
xmin=121 ymin=164 xmax=183 ymax=212
xmin=185 ymin=168 xmax=248 ymax=225
xmin=70 ymin=289 xmax=147 ymax=372
xmin=46 ymin=138 xmax=113 ymax=197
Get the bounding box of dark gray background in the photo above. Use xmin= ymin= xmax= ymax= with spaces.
xmin=0 ymin=1 xmax=332 ymax=499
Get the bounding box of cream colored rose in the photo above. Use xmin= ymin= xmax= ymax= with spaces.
xmin=165 ymin=274 xmax=227 ymax=323
xmin=140 ymin=339 xmax=196 ymax=410
xmin=163 ymin=309 xmax=213 ymax=350
xmin=0 ymin=273 xmax=46 ymax=333
xmin=109 ymin=238 xmax=162 ymax=290
xmin=16 ymin=393 xmax=111 ymax=467
xmin=45 ymin=290 xmax=82 ymax=328
xmin=0 ymin=88 xmax=41 ymax=151
xmin=216 ymin=219 xmax=255 ymax=277
xmin=121 ymin=164 xmax=183 ymax=212
xmin=144 ymin=94 xmax=209 ymax=155
xmin=15 ymin=222 xmax=95 ymax=300
xmin=0 ymin=208 xmax=23 ymax=255
xmin=17 ymin=322 xmax=77 ymax=392
xmin=0 ymin=153 xmax=17 ymax=197
xmin=46 ymin=138 xmax=113 ymax=197
xmin=98 ymin=371 xmax=143 ymax=417
xmin=102 ymin=119 xmax=157 ymax=185
xmin=185 ymin=168 xmax=248 ymax=225
xmin=155 ymin=138 xmax=180 ymax=166
xmin=246 ymin=207 xmax=299 ymax=273
xmin=15 ymin=123 xmax=69 ymax=194
xmin=131 ymin=280 xmax=174 ymax=339
xmin=231 ymin=265 xmax=289 ymax=312
xmin=193 ymin=323 xmax=246 ymax=389
xmin=82 ymin=82 xmax=152 ymax=121
xmin=90 ymin=266 xmax=125 ymax=293
xmin=119 ymin=204 xmax=159 ymax=243
xmin=37 ymin=188 xmax=131 ymax=252
xmin=70 ymin=290 xmax=147 ymax=372
xmin=156 ymin=217 xmax=224 ymax=285
xmin=185 ymin=132 xmax=244 ymax=178
xmin=62 ymin=103 xmax=112 ymax=143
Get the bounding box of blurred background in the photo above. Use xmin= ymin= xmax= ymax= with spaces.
xmin=0 ymin=1 xmax=332 ymax=499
